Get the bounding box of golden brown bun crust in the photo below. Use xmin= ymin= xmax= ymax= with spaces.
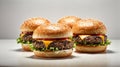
xmin=58 ymin=16 xmax=81 ymax=28
xmin=33 ymin=24 xmax=72 ymax=39
xmin=76 ymin=45 xmax=107 ymax=53
xmin=72 ymin=19 xmax=107 ymax=34
xmin=33 ymin=49 xmax=73 ymax=58
xmin=22 ymin=44 xmax=31 ymax=51
xmin=20 ymin=17 xmax=50 ymax=32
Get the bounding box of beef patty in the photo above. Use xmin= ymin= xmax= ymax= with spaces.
xmin=73 ymin=35 xmax=107 ymax=45
xmin=32 ymin=40 xmax=73 ymax=51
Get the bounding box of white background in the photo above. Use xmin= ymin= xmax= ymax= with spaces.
xmin=0 ymin=0 xmax=120 ymax=39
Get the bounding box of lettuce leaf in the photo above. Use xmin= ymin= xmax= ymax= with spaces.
xmin=49 ymin=47 xmax=59 ymax=51
xmin=16 ymin=37 xmax=32 ymax=44
xmin=69 ymin=36 xmax=73 ymax=40
xmin=29 ymin=44 xmax=35 ymax=51
xmin=73 ymin=43 xmax=76 ymax=48
xmin=16 ymin=37 xmax=22 ymax=44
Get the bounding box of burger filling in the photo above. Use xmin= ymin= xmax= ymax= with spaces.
xmin=17 ymin=32 xmax=33 ymax=44
xmin=30 ymin=38 xmax=74 ymax=51
xmin=72 ymin=34 xmax=111 ymax=46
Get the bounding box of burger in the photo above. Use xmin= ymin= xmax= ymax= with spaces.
xmin=31 ymin=24 xmax=74 ymax=57
xmin=17 ymin=17 xmax=50 ymax=51
xmin=72 ymin=19 xmax=111 ymax=53
xmin=58 ymin=16 xmax=81 ymax=28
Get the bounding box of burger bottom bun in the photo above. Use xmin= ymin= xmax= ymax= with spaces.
xmin=33 ymin=49 xmax=73 ymax=58
xmin=75 ymin=45 xmax=107 ymax=53
xmin=22 ymin=44 xmax=31 ymax=51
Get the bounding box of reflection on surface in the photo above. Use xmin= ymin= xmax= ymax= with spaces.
xmin=12 ymin=48 xmax=31 ymax=52
xmin=26 ymin=55 xmax=80 ymax=60
xmin=12 ymin=48 xmax=115 ymax=54
xmin=74 ymin=49 xmax=115 ymax=54
xmin=105 ymin=50 xmax=115 ymax=54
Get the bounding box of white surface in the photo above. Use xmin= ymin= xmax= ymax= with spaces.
xmin=0 ymin=39 xmax=119 ymax=67
xmin=0 ymin=0 xmax=120 ymax=39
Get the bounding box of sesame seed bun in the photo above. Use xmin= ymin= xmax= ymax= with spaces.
xmin=58 ymin=16 xmax=81 ymax=28
xmin=21 ymin=44 xmax=31 ymax=51
xmin=33 ymin=24 xmax=73 ymax=39
xmin=20 ymin=17 xmax=50 ymax=32
xmin=33 ymin=49 xmax=73 ymax=58
xmin=76 ymin=45 xmax=107 ymax=53
xmin=72 ymin=19 xmax=107 ymax=35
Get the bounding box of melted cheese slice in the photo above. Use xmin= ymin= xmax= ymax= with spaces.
xmin=99 ymin=35 xmax=105 ymax=43
xmin=43 ymin=40 xmax=53 ymax=48
xmin=20 ymin=33 xmax=24 ymax=38
xmin=79 ymin=35 xmax=90 ymax=40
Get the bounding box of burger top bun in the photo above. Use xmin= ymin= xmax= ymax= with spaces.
xmin=33 ymin=23 xmax=73 ymax=39
xmin=20 ymin=17 xmax=50 ymax=32
xmin=72 ymin=19 xmax=107 ymax=34
xmin=58 ymin=16 xmax=81 ymax=28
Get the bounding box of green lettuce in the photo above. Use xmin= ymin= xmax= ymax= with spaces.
xmin=16 ymin=37 xmax=32 ymax=44
xmin=29 ymin=44 xmax=35 ymax=51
